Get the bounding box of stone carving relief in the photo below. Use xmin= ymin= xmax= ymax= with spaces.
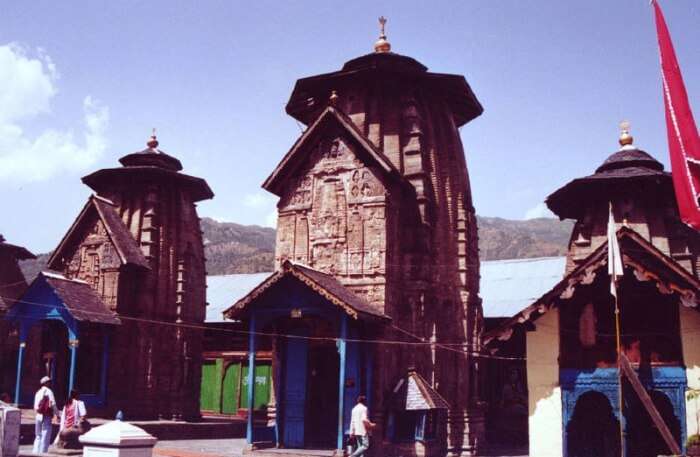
xmin=275 ymin=135 xmax=388 ymax=288
xmin=65 ymin=217 xmax=121 ymax=296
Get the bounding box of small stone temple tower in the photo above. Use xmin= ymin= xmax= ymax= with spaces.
xmin=265 ymin=20 xmax=484 ymax=455
xmin=47 ymin=133 xmax=214 ymax=418
xmin=547 ymin=122 xmax=700 ymax=274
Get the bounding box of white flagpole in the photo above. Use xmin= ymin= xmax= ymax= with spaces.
xmin=608 ymin=202 xmax=625 ymax=457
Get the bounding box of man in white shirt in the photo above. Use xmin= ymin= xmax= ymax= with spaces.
xmin=33 ymin=376 xmax=58 ymax=453
xmin=349 ymin=395 xmax=375 ymax=457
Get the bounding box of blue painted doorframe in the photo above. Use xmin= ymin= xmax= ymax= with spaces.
xmin=560 ymin=367 xmax=687 ymax=457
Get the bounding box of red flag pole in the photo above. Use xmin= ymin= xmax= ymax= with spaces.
xmin=652 ymin=0 xmax=700 ymax=229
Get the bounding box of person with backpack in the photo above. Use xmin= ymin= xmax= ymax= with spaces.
xmin=33 ymin=376 xmax=58 ymax=453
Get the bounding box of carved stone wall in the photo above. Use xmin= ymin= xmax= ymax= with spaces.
xmin=98 ymin=184 xmax=207 ymax=420
xmin=63 ymin=217 xmax=122 ymax=310
xmin=275 ymin=136 xmax=391 ymax=311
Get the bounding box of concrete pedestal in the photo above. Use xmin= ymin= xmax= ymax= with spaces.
xmin=79 ymin=421 xmax=157 ymax=457
xmin=0 ymin=402 xmax=20 ymax=457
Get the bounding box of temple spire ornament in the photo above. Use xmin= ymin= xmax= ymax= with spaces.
xmin=147 ymin=128 xmax=159 ymax=150
xmin=329 ymin=90 xmax=339 ymax=107
xmin=619 ymin=120 xmax=634 ymax=150
xmin=374 ymin=16 xmax=391 ymax=53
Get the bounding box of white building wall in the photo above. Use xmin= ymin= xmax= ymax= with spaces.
xmin=527 ymin=308 xmax=563 ymax=457
xmin=681 ymin=305 xmax=700 ymax=438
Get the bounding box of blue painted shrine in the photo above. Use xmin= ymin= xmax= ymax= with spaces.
xmin=5 ymin=272 xmax=118 ymax=407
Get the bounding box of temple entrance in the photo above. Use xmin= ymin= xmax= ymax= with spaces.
xmin=305 ymin=341 xmax=340 ymax=448
xmin=40 ymin=321 xmax=70 ymax=402
xmin=280 ymin=317 xmax=341 ymax=449
xmin=625 ymin=388 xmax=682 ymax=457
xmin=566 ymin=391 xmax=621 ymax=457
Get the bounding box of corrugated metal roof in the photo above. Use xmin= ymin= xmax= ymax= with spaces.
xmin=204 ymin=256 xmax=567 ymax=323
xmin=205 ymin=272 xmax=271 ymax=323
xmin=480 ymin=256 xmax=566 ymax=318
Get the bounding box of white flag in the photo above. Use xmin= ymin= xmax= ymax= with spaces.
xmin=608 ymin=202 xmax=624 ymax=297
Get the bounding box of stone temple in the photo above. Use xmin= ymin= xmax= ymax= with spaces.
xmin=224 ymin=21 xmax=485 ymax=456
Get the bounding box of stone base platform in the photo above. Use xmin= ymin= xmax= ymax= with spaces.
xmin=19 ymin=409 xmax=247 ymax=445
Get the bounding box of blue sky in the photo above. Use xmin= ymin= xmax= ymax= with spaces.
xmin=0 ymin=1 xmax=698 ymax=253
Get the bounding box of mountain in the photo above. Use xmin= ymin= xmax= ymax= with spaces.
xmin=476 ymin=216 xmax=573 ymax=261
xmin=19 ymin=216 xmax=573 ymax=280
xmin=199 ymin=217 xmax=276 ymax=275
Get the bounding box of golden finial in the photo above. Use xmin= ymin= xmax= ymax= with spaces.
xmin=374 ymin=16 xmax=391 ymax=53
xmin=147 ymin=128 xmax=159 ymax=150
xmin=329 ymin=90 xmax=339 ymax=106
xmin=619 ymin=120 xmax=634 ymax=149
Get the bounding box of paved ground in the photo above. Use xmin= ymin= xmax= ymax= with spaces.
xmin=21 ymin=439 xmax=528 ymax=457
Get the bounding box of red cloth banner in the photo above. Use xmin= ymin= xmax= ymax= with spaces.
xmin=653 ymin=0 xmax=700 ymax=229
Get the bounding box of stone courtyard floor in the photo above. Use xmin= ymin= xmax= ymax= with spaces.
xmin=21 ymin=439 xmax=527 ymax=457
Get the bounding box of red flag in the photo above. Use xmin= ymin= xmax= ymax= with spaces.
xmin=653 ymin=0 xmax=700 ymax=229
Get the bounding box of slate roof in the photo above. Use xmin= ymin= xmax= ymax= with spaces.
xmin=48 ymin=196 xmax=149 ymax=271
xmin=205 ymin=272 xmax=271 ymax=323
xmin=223 ymin=260 xmax=390 ymax=322
xmin=205 ymin=257 xmax=567 ymax=323
xmin=391 ymin=369 xmax=450 ymax=411
xmin=263 ymin=106 xmax=409 ymax=196
xmin=480 ymin=257 xmax=566 ymax=318
xmin=41 ymin=272 xmax=120 ymax=325
xmin=547 ymin=147 xmax=673 ymax=220
xmin=483 ymin=226 xmax=700 ymax=347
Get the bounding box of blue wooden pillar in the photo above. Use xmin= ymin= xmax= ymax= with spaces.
xmin=99 ymin=331 xmax=110 ymax=405
xmin=337 ymin=314 xmax=348 ymax=450
xmin=14 ymin=322 xmax=28 ymax=405
xmin=68 ymin=326 xmax=79 ymax=392
xmin=247 ymin=313 xmax=257 ymax=445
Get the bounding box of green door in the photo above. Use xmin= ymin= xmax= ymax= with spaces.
xmin=200 ymin=361 xmax=218 ymax=411
xmin=240 ymin=363 xmax=271 ymax=411
xmin=222 ymin=362 xmax=242 ymax=414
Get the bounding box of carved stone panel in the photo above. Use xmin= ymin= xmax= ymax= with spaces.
xmin=275 ymin=134 xmax=389 ymax=286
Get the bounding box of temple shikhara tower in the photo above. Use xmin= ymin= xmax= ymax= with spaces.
xmin=225 ymin=19 xmax=484 ymax=456
xmin=6 ymin=134 xmax=213 ymax=419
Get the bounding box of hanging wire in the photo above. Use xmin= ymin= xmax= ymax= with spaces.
xmin=0 ymin=293 xmax=525 ymax=361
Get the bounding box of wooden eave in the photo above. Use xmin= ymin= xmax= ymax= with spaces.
xmin=483 ymin=226 xmax=700 ymax=347
xmin=223 ymin=260 xmax=390 ymax=322
xmin=262 ymin=106 xmax=408 ymax=196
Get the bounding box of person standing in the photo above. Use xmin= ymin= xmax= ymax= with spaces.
xmin=349 ymin=395 xmax=375 ymax=457
xmin=33 ymin=376 xmax=57 ymax=454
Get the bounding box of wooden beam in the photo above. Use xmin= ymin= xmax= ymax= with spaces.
xmin=619 ymin=354 xmax=681 ymax=456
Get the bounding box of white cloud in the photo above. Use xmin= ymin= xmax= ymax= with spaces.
xmin=0 ymin=43 xmax=109 ymax=183
xmin=524 ymin=202 xmax=555 ymax=219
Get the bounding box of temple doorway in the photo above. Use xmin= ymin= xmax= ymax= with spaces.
xmin=305 ymin=341 xmax=340 ymax=448
xmin=280 ymin=317 xmax=341 ymax=449
xmin=625 ymin=389 xmax=682 ymax=457
xmin=566 ymin=391 xmax=621 ymax=457
xmin=40 ymin=321 xmax=70 ymax=402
